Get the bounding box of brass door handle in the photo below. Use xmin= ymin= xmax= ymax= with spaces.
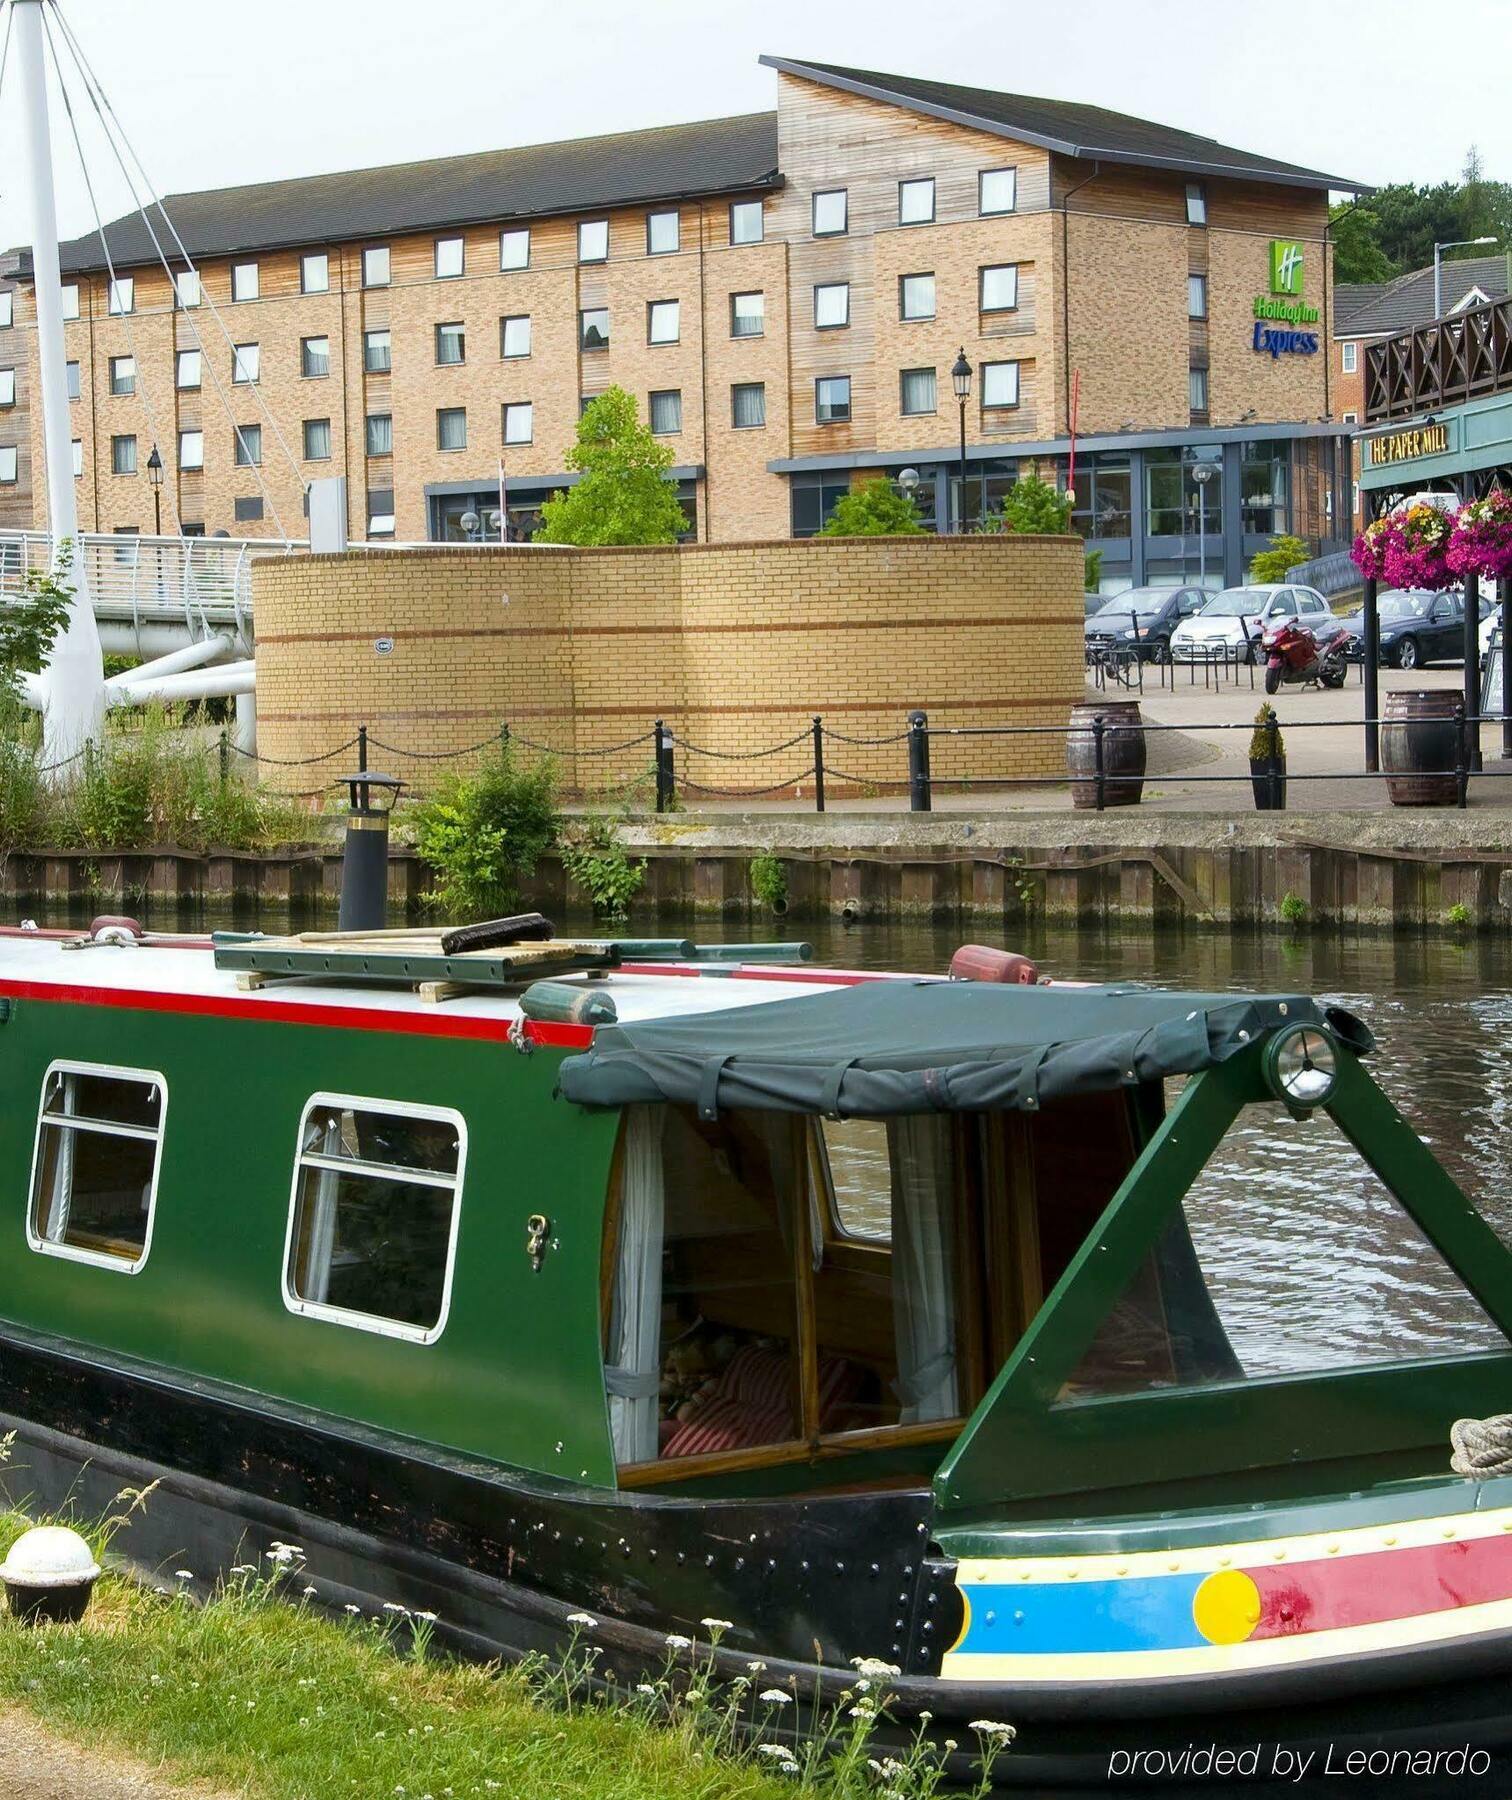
xmin=526 ymin=1213 xmax=551 ymax=1272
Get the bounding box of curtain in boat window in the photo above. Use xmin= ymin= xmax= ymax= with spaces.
xmin=606 ymin=1105 xmax=666 ymax=1464
xmin=43 ymin=1071 xmax=78 ymax=1240
xmin=299 ymin=1111 xmax=342 ymax=1305
xmin=889 ymin=1116 xmax=959 ymax=1423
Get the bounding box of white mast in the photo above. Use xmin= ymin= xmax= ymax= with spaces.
xmin=13 ymin=0 xmax=103 ymax=769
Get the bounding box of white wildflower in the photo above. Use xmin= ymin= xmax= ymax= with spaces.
xmin=848 ymin=1702 xmax=876 ymax=1719
xmin=566 ymin=1612 xmax=597 ymax=1628
xmin=230 ymin=1564 xmax=255 ymax=1575
xmin=756 ymin=1745 xmax=791 ymax=1759
xmin=636 ymin=1683 xmax=658 ymax=1696
xmin=759 ymin=1688 xmax=793 ymax=1705
xmin=343 ymin=1604 xmax=361 ymax=1615
xmin=173 ymin=1569 xmax=193 ymax=1580
xmin=302 ymin=1585 xmax=318 ymax=1597
xmin=414 ymin=1610 xmax=438 ymax=1623
xmin=382 ymin=1601 xmax=409 ymax=1614
xmin=851 ymin=1656 xmax=901 ymax=1678
xmin=664 ymin=1633 xmax=692 ymax=1650
xmin=778 ymin=1762 xmax=800 ymax=1778
xmin=855 ymin=1678 xmax=870 ymax=1693
xmin=699 ymin=1616 xmax=732 ymax=1632
xmin=746 ymin=1660 xmax=767 ymax=1674
xmin=969 ymin=1720 xmax=1017 ymax=1742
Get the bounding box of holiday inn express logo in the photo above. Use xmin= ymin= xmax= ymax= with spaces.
xmin=1270 ymin=240 xmax=1305 ymax=296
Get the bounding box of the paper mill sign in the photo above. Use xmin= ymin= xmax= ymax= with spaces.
xmin=1365 ymin=423 xmax=1451 ymax=469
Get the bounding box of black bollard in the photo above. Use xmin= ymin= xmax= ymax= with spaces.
xmin=1502 ymin=577 xmax=1512 ymax=761
xmin=1464 ymin=571 xmax=1483 ymax=773
xmin=907 ymin=709 xmax=932 ymax=812
xmin=336 ymin=763 xmax=404 ymax=931
xmin=1362 ymin=576 xmax=1380 ymax=773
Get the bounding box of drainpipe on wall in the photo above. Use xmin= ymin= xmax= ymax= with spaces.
xmin=1060 ymin=161 xmax=1101 ymax=438
xmin=697 ymin=198 xmax=710 ymax=542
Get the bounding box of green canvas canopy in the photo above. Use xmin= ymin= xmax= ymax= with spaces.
xmin=556 ymin=980 xmax=1372 ymax=1120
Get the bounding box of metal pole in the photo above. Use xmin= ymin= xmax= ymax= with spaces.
xmin=1092 ymin=714 xmax=1106 ymax=812
xmin=812 ymin=715 xmax=825 ymax=814
xmin=957 ymin=401 xmax=968 ymax=535
xmin=1434 ymin=246 xmax=1442 ymax=321
xmin=1362 ymin=575 xmax=1380 ymax=773
xmin=1464 ymin=571 xmax=1482 ymax=773
xmin=907 ymin=709 xmax=932 ymax=812
xmin=14 ymin=0 xmax=103 ymax=769
xmin=1197 ymin=482 xmax=1206 ymax=591
xmin=1501 ymin=576 xmax=1512 ymax=761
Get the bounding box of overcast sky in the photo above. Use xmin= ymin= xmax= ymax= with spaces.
xmin=1 ymin=0 xmax=1508 ymax=254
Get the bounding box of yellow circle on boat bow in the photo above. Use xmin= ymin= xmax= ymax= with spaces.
xmin=1192 ymin=1568 xmax=1262 ymax=1644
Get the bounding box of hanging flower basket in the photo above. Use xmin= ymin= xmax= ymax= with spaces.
xmin=1351 ymin=516 xmax=1393 ymax=582
xmin=1381 ymin=502 xmax=1457 ymax=591
xmin=1447 ymin=490 xmax=1512 ymax=582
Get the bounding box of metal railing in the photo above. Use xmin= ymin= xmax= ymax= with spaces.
xmin=1365 ymin=294 xmax=1512 ymax=423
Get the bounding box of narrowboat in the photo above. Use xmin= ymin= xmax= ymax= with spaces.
xmin=2 ymin=918 xmax=1512 ymax=1793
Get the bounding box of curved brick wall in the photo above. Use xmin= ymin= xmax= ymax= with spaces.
xmin=251 ymin=535 xmax=1084 ymax=797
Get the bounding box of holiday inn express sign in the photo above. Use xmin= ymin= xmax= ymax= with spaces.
xmin=1252 ymin=240 xmax=1319 ymax=357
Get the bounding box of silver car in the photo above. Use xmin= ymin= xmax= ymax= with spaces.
xmin=1169 ymin=584 xmax=1337 ymax=665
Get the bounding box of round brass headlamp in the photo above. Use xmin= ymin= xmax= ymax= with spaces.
xmin=1262 ymin=1022 xmax=1338 ymax=1111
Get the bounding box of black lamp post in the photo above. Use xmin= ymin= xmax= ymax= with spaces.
xmin=951 ymin=348 xmax=972 ymax=533
xmin=146 ymin=443 xmax=163 ymax=535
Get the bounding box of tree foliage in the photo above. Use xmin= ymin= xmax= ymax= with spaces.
xmin=981 ymin=473 xmax=1073 ymax=535
xmin=1248 ymin=535 xmax=1311 ymax=584
xmin=1331 ymin=150 xmax=1512 ymax=283
xmin=535 ymin=388 xmax=690 ymax=546
xmin=409 ymin=744 xmax=560 ymax=918
xmin=819 ymin=479 xmax=926 ymax=536
xmin=0 ymin=542 xmax=73 ymax=696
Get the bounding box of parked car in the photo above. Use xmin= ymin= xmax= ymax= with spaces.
xmin=1337 ymin=588 xmax=1493 ymax=669
xmin=1169 ymin=584 xmax=1344 ymax=665
xmin=1084 ymin=587 xmax=1210 ymax=663
xmin=1083 ymin=592 xmax=1109 ymax=617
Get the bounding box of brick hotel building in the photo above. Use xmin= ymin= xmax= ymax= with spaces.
xmin=0 ymin=56 xmax=1364 ymax=590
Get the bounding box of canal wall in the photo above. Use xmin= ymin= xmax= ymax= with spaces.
xmin=10 ymin=812 xmax=1512 ymax=930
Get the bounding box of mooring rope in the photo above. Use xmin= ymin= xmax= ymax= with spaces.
xmin=1450 ymin=1414 xmax=1512 ymax=1479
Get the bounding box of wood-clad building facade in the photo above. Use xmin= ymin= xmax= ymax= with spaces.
xmin=0 ymin=56 xmax=1366 ymax=589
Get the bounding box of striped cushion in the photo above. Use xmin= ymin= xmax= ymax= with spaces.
xmin=660 ymin=1349 xmax=869 ymax=1458
xmin=662 ymin=1396 xmax=792 ymax=1460
xmin=719 ymin=1344 xmax=792 ymax=1411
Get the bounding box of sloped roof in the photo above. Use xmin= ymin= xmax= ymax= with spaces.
xmin=760 ymin=56 xmax=1370 ymax=192
xmin=1335 ymin=282 xmax=1389 ymax=325
xmin=1336 ymin=254 xmax=1512 ymax=337
xmin=39 ymin=113 xmax=781 ymax=277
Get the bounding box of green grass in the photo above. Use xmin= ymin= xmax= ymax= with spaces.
xmin=0 ymin=1516 xmax=1010 ymax=1800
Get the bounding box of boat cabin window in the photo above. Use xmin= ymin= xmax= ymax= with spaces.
xmin=283 ymin=1097 xmax=466 ymax=1344
xmin=28 ymin=1062 xmax=166 ymax=1273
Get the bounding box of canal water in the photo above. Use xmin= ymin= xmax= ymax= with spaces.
xmin=21 ymin=900 xmax=1512 ymax=1377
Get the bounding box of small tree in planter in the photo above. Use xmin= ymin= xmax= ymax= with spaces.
xmin=1249 ymin=703 xmax=1286 ymax=811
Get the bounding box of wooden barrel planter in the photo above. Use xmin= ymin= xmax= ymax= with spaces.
xmin=1381 ymin=690 xmax=1466 ymax=807
xmin=1068 ymin=700 xmax=1146 ymax=809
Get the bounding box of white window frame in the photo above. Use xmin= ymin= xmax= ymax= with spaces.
xmin=1188 ymin=273 xmax=1207 ymax=320
xmin=648 ymin=388 xmax=682 ymax=436
xmin=502 ymin=401 xmax=533 ymax=446
xmin=646 ymin=210 xmax=680 ymax=256
xmin=1185 ymin=182 xmax=1207 ymax=227
xmin=898 ymin=177 xmax=935 ymax=226
xmin=729 ymin=200 xmax=764 ymax=245
xmin=301 ymin=252 xmax=330 ymax=294
xmin=0 ymin=446 xmax=17 ymax=484
xmin=0 ymin=369 xmax=14 ymax=408
xmin=176 ymin=349 xmax=202 ymax=391
xmin=578 ymin=219 xmax=609 ymax=264
xmin=812 ymin=189 xmax=848 ymax=237
xmin=0 ymin=292 xmax=12 ymax=329
xmin=982 ymin=360 xmax=1020 ymax=408
xmin=175 ymin=270 xmax=200 ymax=310
xmin=362 ymin=246 xmax=391 ymax=290
xmin=281 ymin=1092 xmax=467 ymax=1346
xmin=232 ymin=343 xmax=260 ymax=385
xmin=500 ymin=228 xmax=530 ymax=272
xmin=27 ymin=1059 xmax=168 ymax=1276
xmin=302 ymin=335 xmax=331 ymax=379
xmin=500 ymin=314 xmax=532 ymax=360
xmin=980 ymin=264 xmax=1019 ymax=313
xmin=1342 ymin=410 xmax=1359 ymax=425
xmin=979 ymin=167 xmax=1017 ymax=216
xmin=1342 ymin=341 xmax=1358 ymax=375
xmin=66 ymin=360 xmax=80 ymax=400
xmin=231 ymin=262 xmax=259 ymax=303
xmin=900 ymin=273 xmax=935 ymax=322
xmin=434 ymin=235 xmax=465 ymax=279
xmin=730 ymin=290 xmax=764 ymax=338
xmin=813 ymin=282 xmax=849 ymax=330
xmin=71 ymin=439 xmax=82 ymax=479
xmin=60 ymin=284 xmax=80 ymax=321
xmin=647 ymin=299 xmax=680 ymax=345
xmin=178 ymin=429 xmax=204 ymax=471
xmin=108 ymin=277 xmax=134 ymax=316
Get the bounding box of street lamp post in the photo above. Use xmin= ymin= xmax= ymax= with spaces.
xmin=1192 ymin=461 xmax=1216 ymax=592
xmin=1433 ymin=236 xmax=1498 ymax=318
xmin=951 ymin=348 xmax=972 ymax=534
xmin=146 ymin=444 xmax=163 ymax=536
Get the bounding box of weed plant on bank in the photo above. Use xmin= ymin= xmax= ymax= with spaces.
xmin=0 ymin=1509 xmax=1012 ymax=1800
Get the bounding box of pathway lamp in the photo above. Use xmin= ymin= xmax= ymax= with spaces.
xmin=1192 ymin=460 xmax=1217 ymax=592
xmin=146 ymin=442 xmax=163 ymax=536
xmin=460 ymin=508 xmax=480 ymax=542
xmin=951 ymin=349 xmax=972 ymax=533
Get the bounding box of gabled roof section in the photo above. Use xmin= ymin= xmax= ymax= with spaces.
xmin=1335 ymin=253 xmax=1512 ymax=337
xmin=36 ymin=113 xmax=781 ymax=278
xmin=760 ymin=56 xmax=1370 ymax=193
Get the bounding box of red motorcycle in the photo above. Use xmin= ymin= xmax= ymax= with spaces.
xmin=1262 ymin=619 xmax=1349 ymax=695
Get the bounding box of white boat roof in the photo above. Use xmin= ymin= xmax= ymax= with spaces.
xmin=0 ymin=928 xmax=904 ymax=1034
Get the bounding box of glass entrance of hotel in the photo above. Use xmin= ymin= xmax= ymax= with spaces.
xmin=789 ymin=460 xmax=1019 ymax=536
xmin=429 ymin=481 xmax=698 ymax=543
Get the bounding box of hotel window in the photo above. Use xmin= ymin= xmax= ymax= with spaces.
xmin=0 ymin=370 xmax=14 ymax=408
xmin=900 ymin=367 xmax=937 ymax=415
xmin=647 ymin=299 xmax=679 ymax=344
xmin=979 ymin=167 xmax=1017 ymax=215
xmin=791 ymin=475 xmax=850 ymax=537
xmin=435 ymin=236 xmax=465 ymax=279
xmin=437 ymin=406 xmax=467 ymax=451
xmin=435 ymin=322 xmax=465 ymax=365
xmin=233 ymin=425 xmax=262 ymax=466
xmin=0 ymin=446 xmax=15 ymax=484
xmin=647 ymin=210 xmax=680 ymax=256
xmin=898 ymin=177 xmax=935 ymax=225
xmin=175 ymin=270 xmax=200 ymax=309
xmin=366 ymin=412 xmax=393 ymax=457
xmin=303 ymin=418 xmax=332 ymax=461
xmin=362 ymin=246 xmax=391 ymax=289
xmin=732 ymin=381 xmax=766 ymax=429
xmin=982 ymin=361 xmax=1020 ymax=409
xmin=730 ymin=291 xmax=764 ymax=338
xmin=1240 ymin=439 xmax=1289 ymax=535
xmin=814 ymin=282 xmax=849 ymax=329
xmin=301 ymin=335 xmax=331 ymax=378
xmin=0 ymin=292 xmax=11 ymax=328
xmin=815 ymin=375 xmax=851 ymax=423
xmin=363 ymin=328 xmax=391 ymax=373
xmin=500 ymin=314 xmax=531 ymax=359
xmin=649 ymin=389 xmax=682 ymax=435
xmin=367 ymin=488 xmax=396 ymax=536
xmin=232 ymin=343 xmax=260 ymax=384
xmin=980 ymin=264 xmax=1019 ymax=312
xmin=66 ymin=361 xmax=80 ymax=400
xmin=28 ymin=1065 xmax=166 ymax=1274
xmin=1185 ymin=182 xmax=1207 ymax=226
xmin=580 ymin=307 xmax=609 ymax=351
xmin=178 ymin=429 xmax=204 ymax=471
xmin=108 ymin=277 xmax=134 ymax=315
xmin=176 ymin=348 xmax=201 ymax=390
xmin=301 ymin=252 xmax=329 ymax=294
xmin=813 ymin=189 xmax=848 ymax=237
xmin=1343 ymin=410 xmax=1359 ymax=425
xmin=900 ymin=273 xmax=935 ymax=321
xmin=231 ymin=262 xmax=258 ymax=302
xmin=234 ymin=496 xmax=264 ymax=523
xmin=502 ymin=402 xmax=533 ymax=445
xmin=60 ymin=284 xmax=79 ymax=321
xmin=578 ymin=219 xmax=609 ymax=263
xmin=1188 ymin=274 xmax=1207 ymax=319
xmin=71 ymin=439 xmax=82 ymax=479
xmin=1342 ymin=341 xmax=1358 ymax=374
xmin=730 ymin=199 xmax=764 ymax=245
xmin=1189 ymin=366 xmax=1209 ymax=413
xmin=109 ymin=355 xmax=135 ymax=397
xmin=500 ymin=228 xmax=530 ymax=271
xmin=111 ymin=434 xmax=137 ymax=475
xmin=284 ymin=1097 xmax=465 ymax=1343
